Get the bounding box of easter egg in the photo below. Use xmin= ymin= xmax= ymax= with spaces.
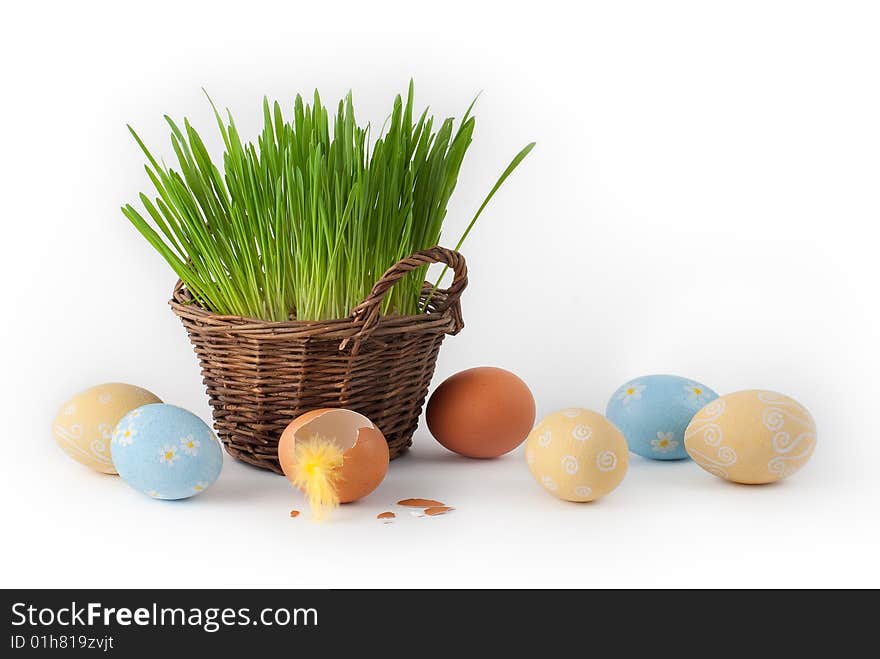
xmin=684 ymin=390 xmax=816 ymax=484
xmin=525 ymin=408 xmax=628 ymax=502
xmin=426 ymin=367 xmax=536 ymax=458
xmin=52 ymin=383 xmax=161 ymax=473
xmin=606 ymin=374 xmax=718 ymax=461
xmin=111 ymin=404 xmax=223 ymax=499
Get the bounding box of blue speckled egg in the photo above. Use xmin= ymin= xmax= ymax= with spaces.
xmin=606 ymin=374 xmax=719 ymax=461
xmin=110 ymin=404 xmax=223 ymax=500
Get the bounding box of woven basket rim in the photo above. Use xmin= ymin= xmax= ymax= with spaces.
xmin=168 ymin=246 xmax=468 ymax=344
xmin=169 ymin=284 xmax=460 ymax=344
xmin=170 ymin=281 xmax=450 ymax=329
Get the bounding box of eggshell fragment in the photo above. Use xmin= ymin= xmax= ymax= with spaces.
xmin=377 ymin=512 xmax=396 ymax=520
xmin=278 ymin=409 xmax=389 ymax=504
xmin=424 ymin=506 xmax=454 ymax=516
xmin=397 ymin=498 xmax=445 ymax=507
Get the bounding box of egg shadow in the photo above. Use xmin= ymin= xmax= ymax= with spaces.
xmin=395 ymin=449 xmax=478 ymax=467
xmin=393 ymin=432 xmax=526 ymax=467
xmin=196 ymin=457 xmax=289 ymax=503
xmin=628 ymin=454 xmax=796 ymax=494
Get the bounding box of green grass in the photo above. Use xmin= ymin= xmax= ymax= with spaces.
xmin=122 ymin=81 xmax=534 ymax=321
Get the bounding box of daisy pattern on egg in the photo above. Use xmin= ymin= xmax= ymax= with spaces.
xmin=159 ymin=444 xmax=180 ymax=466
xmin=684 ymin=383 xmax=710 ymax=406
xmin=606 ymin=375 xmax=718 ymax=461
xmin=616 ymin=382 xmax=646 ymax=405
xmin=116 ymin=425 xmax=137 ymax=447
xmin=651 ymin=431 xmax=679 ymax=453
xmin=112 ymin=404 xmax=222 ymax=500
xmin=179 ymin=434 xmax=200 ymax=456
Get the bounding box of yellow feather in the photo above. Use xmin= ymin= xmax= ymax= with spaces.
xmin=292 ymin=434 xmax=344 ymax=520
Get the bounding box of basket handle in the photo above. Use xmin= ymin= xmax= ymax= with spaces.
xmin=341 ymin=247 xmax=468 ymax=350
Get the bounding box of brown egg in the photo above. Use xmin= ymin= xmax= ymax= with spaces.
xmin=278 ymin=409 xmax=389 ymax=506
xmin=426 ymin=367 xmax=536 ymax=458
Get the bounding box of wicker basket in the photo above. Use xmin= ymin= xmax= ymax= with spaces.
xmin=169 ymin=247 xmax=467 ymax=473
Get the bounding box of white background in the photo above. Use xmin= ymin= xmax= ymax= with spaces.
xmin=2 ymin=0 xmax=878 ymax=588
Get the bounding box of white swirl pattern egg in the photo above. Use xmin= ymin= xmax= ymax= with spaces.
xmin=526 ymin=408 xmax=628 ymax=502
xmin=53 ymin=383 xmax=161 ymax=474
xmin=685 ymin=390 xmax=816 ymax=485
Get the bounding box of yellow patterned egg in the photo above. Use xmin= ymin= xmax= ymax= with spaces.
xmin=684 ymin=390 xmax=816 ymax=484
xmin=525 ymin=408 xmax=629 ymax=502
xmin=52 ymin=383 xmax=161 ymax=473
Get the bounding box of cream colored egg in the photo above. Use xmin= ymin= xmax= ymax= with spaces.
xmin=53 ymin=383 xmax=161 ymax=473
xmin=684 ymin=390 xmax=816 ymax=485
xmin=525 ymin=408 xmax=629 ymax=502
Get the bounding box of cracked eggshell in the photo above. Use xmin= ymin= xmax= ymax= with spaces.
xmin=278 ymin=409 xmax=389 ymax=503
xmin=52 ymin=383 xmax=161 ymax=473
xmin=525 ymin=408 xmax=628 ymax=502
